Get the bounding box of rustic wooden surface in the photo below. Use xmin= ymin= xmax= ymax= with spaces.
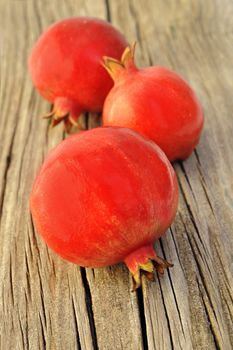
xmin=0 ymin=0 xmax=233 ymax=349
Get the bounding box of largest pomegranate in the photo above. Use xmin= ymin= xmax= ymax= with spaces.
xmin=30 ymin=127 xmax=178 ymax=289
xmin=28 ymin=17 xmax=128 ymax=131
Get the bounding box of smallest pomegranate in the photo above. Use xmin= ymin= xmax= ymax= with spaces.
xmin=102 ymin=44 xmax=204 ymax=161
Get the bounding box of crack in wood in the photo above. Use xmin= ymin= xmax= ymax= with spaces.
xmin=37 ymin=265 xmax=48 ymax=331
xmin=0 ymin=130 xmax=15 ymax=221
xmin=177 ymin=170 xmax=210 ymax=258
xmin=157 ymin=277 xmax=175 ymax=350
xmin=104 ymin=0 xmax=111 ymax=22
xmin=169 ymin=227 xmax=185 ymax=273
xmin=179 ymin=215 xmax=227 ymax=347
xmin=213 ymin=240 xmax=233 ymax=299
xmin=17 ymin=309 xmax=26 ymax=349
xmin=178 ymin=161 xmax=198 ymax=207
xmin=16 ymin=120 xmax=34 ymax=203
xmin=71 ymin=296 xmax=82 ymax=350
xmin=24 ymin=251 xmax=31 ymax=302
xmin=28 ymin=215 xmax=41 ymax=261
xmin=8 ymin=253 xmax=14 ymax=307
xmin=193 ymin=152 xmax=217 ymax=217
xmin=194 ymin=149 xmax=201 ymax=166
xmin=196 ymin=277 xmax=221 ymax=350
xmin=160 ymin=240 xmax=186 ymax=337
xmin=136 ymin=287 xmax=148 ymax=350
xmin=38 ymin=311 xmax=46 ymax=349
xmin=80 ymin=268 xmax=98 ymax=350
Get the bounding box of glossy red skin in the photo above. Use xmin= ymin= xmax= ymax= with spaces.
xmin=103 ymin=66 xmax=204 ymax=161
xmin=29 ymin=17 xmax=127 ymax=113
xmin=30 ymin=127 xmax=178 ymax=267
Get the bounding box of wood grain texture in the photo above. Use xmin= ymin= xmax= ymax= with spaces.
xmin=0 ymin=1 xmax=232 ymax=349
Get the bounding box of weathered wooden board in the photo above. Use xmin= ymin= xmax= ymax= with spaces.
xmin=0 ymin=1 xmax=232 ymax=349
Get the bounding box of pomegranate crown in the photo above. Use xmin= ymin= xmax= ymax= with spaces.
xmin=102 ymin=42 xmax=137 ymax=80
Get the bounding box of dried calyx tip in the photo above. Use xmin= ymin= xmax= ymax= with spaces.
xmin=121 ymin=41 xmax=136 ymax=66
xmin=125 ymin=245 xmax=174 ymax=291
xmin=101 ymin=57 xmax=124 ymax=80
xmin=41 ymin=97 xmax=84 ymax=133
xmin=131 ymin=257 xmax=173 ymax=291
xmin=102 ymin=42 xmax=137 ymax=80
xmin=42 ymin=109 xmax=81 ymax=132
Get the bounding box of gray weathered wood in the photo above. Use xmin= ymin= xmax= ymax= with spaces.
xmin=0 ymin=0 xmax=232 ymax=349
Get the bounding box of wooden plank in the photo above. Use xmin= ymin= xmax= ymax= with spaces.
xmin=0 ymin=0 xmax=233 ymax=349
xmin=0 ymin=1 xmax=96 ymax=349
xmin=0 ymin=1 xmax=143 ymax=349
xmin=108 ymin=1 xmax=233 ymax=349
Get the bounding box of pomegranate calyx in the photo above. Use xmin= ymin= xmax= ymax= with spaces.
xmin=121 ymin=42 xmax=136 ymax=68
xmin=124 ymin=245 xmax=173 ymax=291
xmin=102 ymin=42 xmax=137 ymax=81
xmin=153 ymin=255 xmax=174 ymax=275
xmin=131 ymin=260 xmax=154 ymax=291
xmin=42 ymin=97 xmax=84 ymax=133
xmin=102 ymin=57 xmax=124 ymax=80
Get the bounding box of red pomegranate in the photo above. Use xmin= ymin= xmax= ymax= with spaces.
xmin=30 ymin=127 xmax=178 ymax=289
xmin=28 ymin=17 xmax=128 ymax=131
xmin=102 ymin=44 xmax=204 ymax=161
